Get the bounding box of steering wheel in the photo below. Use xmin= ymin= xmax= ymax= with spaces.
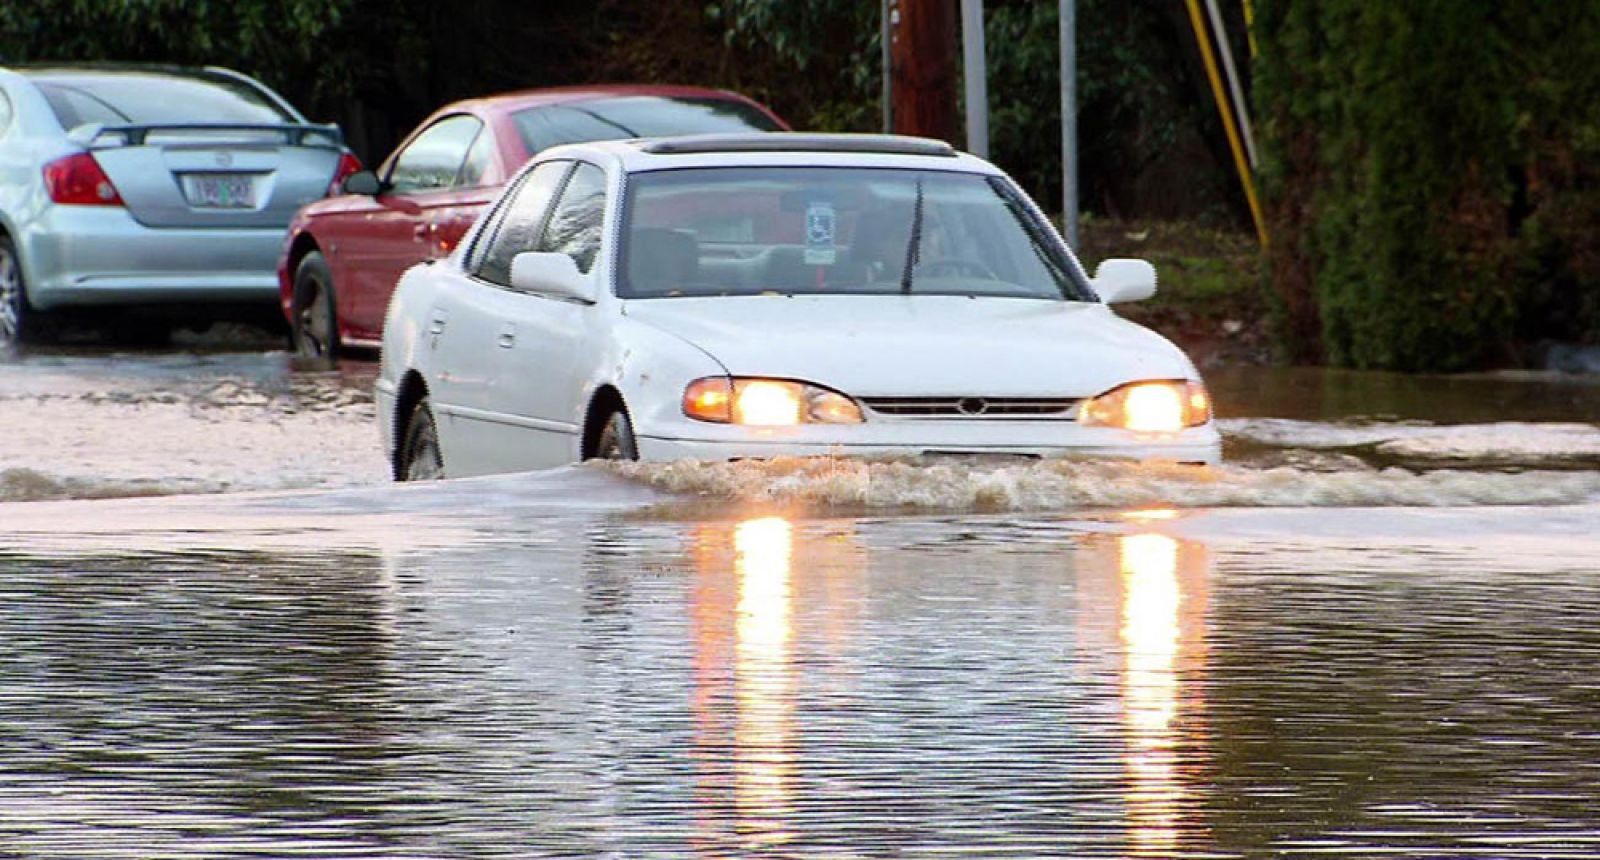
xmin=916 ymin=257 xmax=996 ymax=279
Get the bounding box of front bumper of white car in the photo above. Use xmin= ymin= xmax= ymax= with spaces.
xmin=636 ymin=420 xmax=1222 ymax=465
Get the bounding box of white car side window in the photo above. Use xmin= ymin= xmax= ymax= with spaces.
xmin=462 ymin=170 xmax=529 ymax=272
xmin=537 ymin=162 xmax=607 ymax=274
xmin=474 ymin=160 xmax=572 ymax=287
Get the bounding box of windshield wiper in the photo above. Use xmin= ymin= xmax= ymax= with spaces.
xmin=900 ymin=178 xmax=924 ymax=295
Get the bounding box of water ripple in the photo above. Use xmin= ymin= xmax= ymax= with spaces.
xmin=610 ymin=456 xmax=1600 ymax=511
xmin=3 ymin=511 xmax=1598 ymax=856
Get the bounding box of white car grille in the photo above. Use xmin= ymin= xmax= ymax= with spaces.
xmin=861 ymin=396 xmax=1080 ymax=419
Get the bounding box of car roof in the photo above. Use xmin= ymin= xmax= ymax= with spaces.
xmin=540 ymin=133 xmax=1004 ymax=175
xmin=441 ymin=84 xmax=780 ymax=120
xmin=639 ymin=133 xmax=957 ymax=158
xmin=4 ymin=62 xmax=304 ymax=122
xmin=8 ymin=62 xmax=264 ymax=85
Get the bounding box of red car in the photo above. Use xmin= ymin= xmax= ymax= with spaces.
xmin=277 ymin=85 xmax=787 ymax=358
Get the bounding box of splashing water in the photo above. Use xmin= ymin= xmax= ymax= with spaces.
xmin=1223 ymin=419 xmax=1600 ymax=465
xmin=607 ymin=456 xmax=1600 ymax=511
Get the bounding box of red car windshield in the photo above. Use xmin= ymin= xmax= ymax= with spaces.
xmin=513 ymin=96 xmax=781 ymax=155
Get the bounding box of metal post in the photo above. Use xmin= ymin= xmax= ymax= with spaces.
xmin=1185 ymin=0 xmax=1267 ymax=246
xmin=1059 ymin=0 xmax=1078 ymax=249
xmin=960 ymin=0 xmax=988 ymax=158
xmin=882 ymin=0 xmax=895 ymax=133
xmin=1204 ymin=0 xmax=1257 ymax=168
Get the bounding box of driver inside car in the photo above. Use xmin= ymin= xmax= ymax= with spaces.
xmin=848 ymin=207 xmax=963 ymax=285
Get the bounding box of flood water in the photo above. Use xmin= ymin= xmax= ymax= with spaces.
xmin=3 ymin=345 xmax=1600 ymax=857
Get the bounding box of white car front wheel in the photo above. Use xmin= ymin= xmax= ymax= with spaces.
xmin=397 ymin=397 xmax=445 ymax=481
xmin=594 ymin=410 xmax=639 ymax=461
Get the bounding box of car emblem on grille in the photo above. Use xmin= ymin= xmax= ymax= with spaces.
xmin=957 ymin=397 xmax=989 ymax=416
xmin=215 ymin=152 xmax=233 ymax=168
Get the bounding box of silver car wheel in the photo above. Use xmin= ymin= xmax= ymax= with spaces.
xmin=0 ymin=244 xmax=21 ymax=345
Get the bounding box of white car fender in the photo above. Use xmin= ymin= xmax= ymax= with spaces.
xmin=1097 ymin=308 xmax=1207 ymax=383
xmin=379 ymin=267 xmax=425 ymax=381
xmin=377 ymin=261 xmax=447 ymax=451
xmin=572 ymin=314 xmax=731 ymax=444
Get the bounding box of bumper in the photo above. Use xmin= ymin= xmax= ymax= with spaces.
xmin=636 ymin=420 xmax=1223 ymax=465
xmin=20 ymin=206 xmax=284 ymax=310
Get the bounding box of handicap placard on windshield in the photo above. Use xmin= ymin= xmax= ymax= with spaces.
xmin=804 ymin=202 xmax=837 ymax=265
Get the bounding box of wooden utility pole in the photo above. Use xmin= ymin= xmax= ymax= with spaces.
xmin=890 ymin=0 xmax=961 ymax=145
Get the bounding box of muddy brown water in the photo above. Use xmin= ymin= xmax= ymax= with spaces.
xmin=2 ymin=345 xmax=1600 ymax=856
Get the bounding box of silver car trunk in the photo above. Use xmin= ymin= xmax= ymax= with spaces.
xmin=89 ymin=127 xmax=341 ymax=229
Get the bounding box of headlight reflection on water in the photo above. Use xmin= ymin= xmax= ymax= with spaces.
xmin=685 ymin=512 xmax=1212 ymax=853
xmin=692 ymin=514 xmax=864 ymax=852
xmin=1118 ymin=531 xmax=1203 ymax=856
xmin=732 ymin=516 xmax=796 ymax=844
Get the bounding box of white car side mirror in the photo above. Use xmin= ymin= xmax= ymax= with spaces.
xmin=1092 ymin=258 xmax=1157 ymax=304
xmin=509 ymin=252 xmax=596 ymax=303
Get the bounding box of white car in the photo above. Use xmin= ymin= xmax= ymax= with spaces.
xmin=377 ymin=133 xmax=1221 ymax=480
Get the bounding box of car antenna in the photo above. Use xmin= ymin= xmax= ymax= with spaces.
xmin=900 ymin=179 xmax=924 ymax=295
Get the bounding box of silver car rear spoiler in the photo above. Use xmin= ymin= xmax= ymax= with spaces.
xmin=67 ymin=122 xmax=344 ymax=148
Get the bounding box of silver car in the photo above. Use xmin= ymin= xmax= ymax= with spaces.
xmin=0 ymin=64 xmax=358 ymax=344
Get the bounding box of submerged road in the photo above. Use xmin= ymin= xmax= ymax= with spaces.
xmin=2 ymin=347 xmax=1600 ymax=856
xmin=2 ymin=479 xmax=1599 ymax=857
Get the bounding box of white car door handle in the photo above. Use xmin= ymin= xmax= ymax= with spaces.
xmin=496 ymin=323 xmax=516 ymax=349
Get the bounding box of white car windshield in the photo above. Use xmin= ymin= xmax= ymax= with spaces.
xmin=618 ymin=167 xmax=1096 ymax=301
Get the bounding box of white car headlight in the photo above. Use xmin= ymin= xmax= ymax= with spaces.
xmin=1080 ymin=380 xmax=1211 ymax=432
xmin=683 ymin=377 xmax=864 ymax=426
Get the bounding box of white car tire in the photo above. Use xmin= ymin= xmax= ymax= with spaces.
xmin=397 ymin=397 xmax=445 ymax=481
xmin=594 ymin=409 xmax=639 ymax=461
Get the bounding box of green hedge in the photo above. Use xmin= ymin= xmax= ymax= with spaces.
xmin=1256 ymin=1 xmax=1600 ymax=370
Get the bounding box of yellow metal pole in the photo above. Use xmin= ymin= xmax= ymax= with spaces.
xmin=1184 ymin=0 xmax=1268 ymax=247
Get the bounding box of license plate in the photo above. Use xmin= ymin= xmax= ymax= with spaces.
xmin=183 ymin=173 xmax=256 ymax=208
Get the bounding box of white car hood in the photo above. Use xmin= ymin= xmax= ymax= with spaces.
xmin=623 ymin=295 xmax=1197 ymax=398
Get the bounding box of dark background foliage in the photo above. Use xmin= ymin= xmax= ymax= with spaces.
xmin=0 ymin=0 xmax=1248 ymax=225
xmin=1255 ymin=0 xmax=1600 ymax=370
xmin=5 ymin=0 xmax=1599 ymax=369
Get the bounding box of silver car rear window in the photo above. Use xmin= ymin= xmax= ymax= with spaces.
xmin=27 ymin=71 xmax=293 ymax=129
